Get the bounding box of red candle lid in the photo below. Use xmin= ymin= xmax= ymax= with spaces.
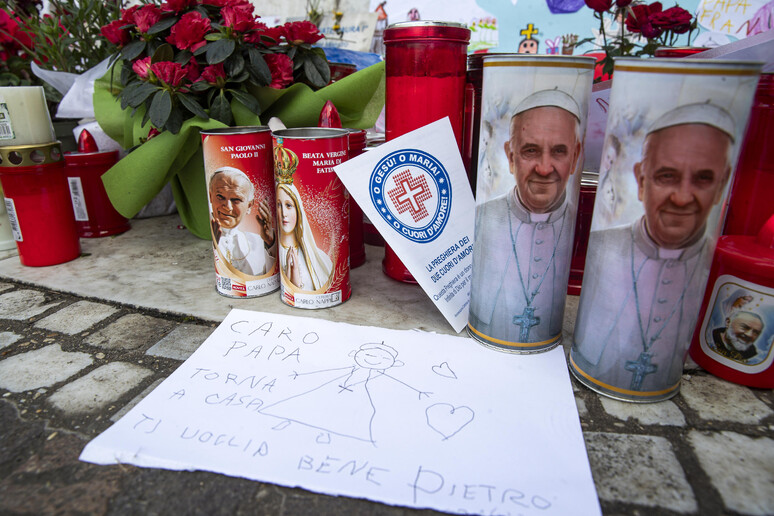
xmin=384 ymin=21 xmax=470 ymax=43
xmin=318 ymin=100 xmax=342 ymax=128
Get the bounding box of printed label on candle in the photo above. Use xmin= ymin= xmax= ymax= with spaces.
xmin=0 ymin=104 xmax=14 ymax=141
xmin=698 ymin=274 xmax=774 ymax=374
xmin=67 ymin=177 xmax=90 ymax=221
xmin=4 ymin=198 xmax=22 ymax=242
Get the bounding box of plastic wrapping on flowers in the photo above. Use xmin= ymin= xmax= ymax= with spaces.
xmin=93 ymin=0 xmax=385 ymax=239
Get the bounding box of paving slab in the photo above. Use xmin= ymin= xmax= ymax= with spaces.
xmin=34 ymin=301 xmax=119 ymax=335
xmin=0 ymin=290 xmax=62 ymax=320
xmin=680 ymin=375 xmax=773 ymax=424
xmin=584 ymin=432 xmax=697 ymax=513
xmin=145 ymin=323 xmax=214 ymax=360
xmin=689 ymin=430 xmax=774 ymax=516
xmin=48 ymin=362 xmax=153 ymax=415
xmin=111 ymin=379 xmax=165 ymax=422
xmin=0 ymin=331 xmax=21 ymax=350
xmin=600 ymin=398 xmax=686 ymax=427
xmin=0 ymin=344 xmax=93 ymax=393
xmin=84 ymin=314 xmax=176 ymax=351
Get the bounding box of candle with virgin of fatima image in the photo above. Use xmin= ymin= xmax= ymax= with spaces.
xmin=569 ymin=58 xmax=762 ymax=402
xmin=467 ymin=54 xmax=595 ymax=354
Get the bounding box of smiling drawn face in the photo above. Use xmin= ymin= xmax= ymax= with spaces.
xmin=635 ymin=123 xmax=731 ymax=249
xmin=354 ymin=346 xmax=396 ymax=369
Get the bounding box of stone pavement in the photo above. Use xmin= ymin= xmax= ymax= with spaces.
xmin=0 ymin=216 xmax=773 ymax=515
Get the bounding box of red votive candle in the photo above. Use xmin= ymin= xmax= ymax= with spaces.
xmin=0 ymin=142 xmax=80 ymax=266
xmin=64 ymin=149 xmax=129 ymax=238
xmin=383 ymin=21 xmax=470 ymax=283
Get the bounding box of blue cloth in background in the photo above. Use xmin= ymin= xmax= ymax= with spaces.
xmin=318 ymin=48 xmax=383 ymax=71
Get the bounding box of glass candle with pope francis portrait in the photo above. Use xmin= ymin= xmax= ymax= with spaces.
xmin=467 ymin=54 xmax=595 ymax=353
xmin=569 ymin=58 xmax=762 ymax=402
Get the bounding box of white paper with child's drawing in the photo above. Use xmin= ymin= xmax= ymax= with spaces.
xmin=80 ymin=309 xmax=600 ymax=516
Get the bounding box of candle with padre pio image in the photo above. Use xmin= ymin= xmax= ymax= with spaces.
xmin=569 ymin=58 xmax=762 ymax=402
xmin=272 ymin=128 xmax=351 ymax=309
xmin=467 ymin=55 xmax=595 ymax=353
xmin=200 ymin=127 xmax=280 ymax=298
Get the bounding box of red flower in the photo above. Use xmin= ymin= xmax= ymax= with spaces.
xmin=200 ymin=63 xmax=226 ymax=85
xmin=133 ymin=5 xmax=163 ymax=34
xmin=650 ymin=6 xmax=693 ymax=34
xmin=120 ymin=5 xmax=140 ymax=24
xmin=201 ymin=0 xmax=253 ymax=8
xmin=132 ymin=56 xmax=152 ymax=80
xmin=161 ymin=0 xmax=196 ymax=13
xmin=585 ymin=0 xmax=613 ymax=13
xmin=265 ymin=53 xmax=293 ymax=89
xmin=615 ymin=0 xmax=633 ymax=6
xmin=166 ymin=11 xmax=211 ymax=51
xmin=1 ymin=9 xmax=32 ymax=49
xmin=625 ymin=2 xmax=664 ymax=38
xmin=147 ymin=128 xmax=161 ymax=140
xmin=186 ymin=58 xmax=201 ymax=82
xmin=283 ymin=20 xmax=324 ymax=45
xmin=101 ymin=19 xmax=130 ymax=46
xmin=221 ymin=4 xmax=256 ymax=33
xmin=244 ymin=23 xmax=284 ymax=45
xmin=150 ymin=61 xmax=188 ymax=87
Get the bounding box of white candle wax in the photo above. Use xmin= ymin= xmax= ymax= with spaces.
xmin=0 ymin=86 xmax=56 ymax=146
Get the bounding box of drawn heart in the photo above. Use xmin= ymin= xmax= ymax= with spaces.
xmin=425 ymin=403 xmax=474 ymax=440
xmin=431 ymin=362 xmax=457 ymax=379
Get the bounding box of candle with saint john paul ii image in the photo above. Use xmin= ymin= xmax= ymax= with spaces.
xmin=569 ymin=58 xmax=762 ymax=402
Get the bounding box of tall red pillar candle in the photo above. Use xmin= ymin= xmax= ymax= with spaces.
xmin=382 ymin=21 xmax=470 ymax=283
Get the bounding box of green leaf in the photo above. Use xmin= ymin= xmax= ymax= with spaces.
xmin=148 ymin=16 xmax=177 ymax=35
xmin=206 ymin=39 xmax=236 ymax=65
xmin=302 ymin=52 xmax=330 ymax=89
xmin=224 ymin=52 xmax=245 ymax=77
xmin=149 ymin=90 xmax=173 ymax=129
xmin=121 ymin=40 xmax=146 ymax=61
xmin=209 ymin=93 xmax=233 ymax=125
xmin=231 ymin=71 xmax=249 ymax=83
xmin=286 ymin=46 xmax=297 ymax=61
xmin=245 ymin=47 xmax=271 ymax=86
xmin=193 ymin=43 xmax=210 ymax=56
xmin=205 ymin=32 xmax=227 ymax=41
xmin=124 ymin=82 xmax=158 ymax=108
xmin=189 ymin=80 xmax=211 ymax=92
xmin=165 ymin=106 xmax=184 ymax=134
xmin=173 ymin=50 xmax=193 ymax=65
xmin=228 ymin=89 xmax=260 ymax=115
xmin=152 ymin=44 xmax=175 ymax=63
xmin=178 ymin=93 xmax=209 ymax=119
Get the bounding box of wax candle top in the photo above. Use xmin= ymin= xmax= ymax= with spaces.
xmin=0 ymin=86 xmax=56 ymax=146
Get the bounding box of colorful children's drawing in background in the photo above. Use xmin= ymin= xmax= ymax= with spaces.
xmin=517 ymin=22 xmax=540 ymax=53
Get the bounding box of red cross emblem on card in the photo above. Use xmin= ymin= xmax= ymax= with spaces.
xmin=387 ymin=169 xmax=432 ymax=222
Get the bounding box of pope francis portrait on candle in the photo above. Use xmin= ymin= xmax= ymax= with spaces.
xmin=468 ymin=89 xmax=583 ymax=348
xmin=571 ymin=102 xmax=736 ymax=396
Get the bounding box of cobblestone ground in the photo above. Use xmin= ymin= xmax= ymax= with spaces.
xmin=0 ymin=281 xmax=773 ymax=515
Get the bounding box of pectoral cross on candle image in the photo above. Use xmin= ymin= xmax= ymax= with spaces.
xmin=513 ymin=306 xmax=540 ymax=341
xmin=625 ymin=352 xmax=658 ymax=391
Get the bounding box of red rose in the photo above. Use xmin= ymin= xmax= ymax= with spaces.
xmin=200 ymin=63 xmax=226 ymax=85
xmin=101 ymin=19 xmax=131 ymax=46
xmin=120 ymin=5 xmax=140 ymax=24
xmin=585 ymin=0 xmax=613 ymax=13
xmin=132 ymin=56 xmax=153 ymax=80
xmin=150 ymin=61 xmax=188 ymax=87
xmin=133 ymin=5 xmax=163 ymax=34
xmin=166 ymin=11 xmax=211 ymax=51
xmin=625 ymin=2 xmax=664 ymax=38
xmin=201 ymin=0 xmax=253 ymax=8
xmin=221 ymin=4 xmax=256 ymax=33
xmin=161 ymin=0 xmax=196 ymax=13
xmin=283 ymin=20 xmax=324 ymax=45
xmin=651 ymin=6 xmax=693 ymax=34
xmin=265 ymin=53 xmax=293 ymax=89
